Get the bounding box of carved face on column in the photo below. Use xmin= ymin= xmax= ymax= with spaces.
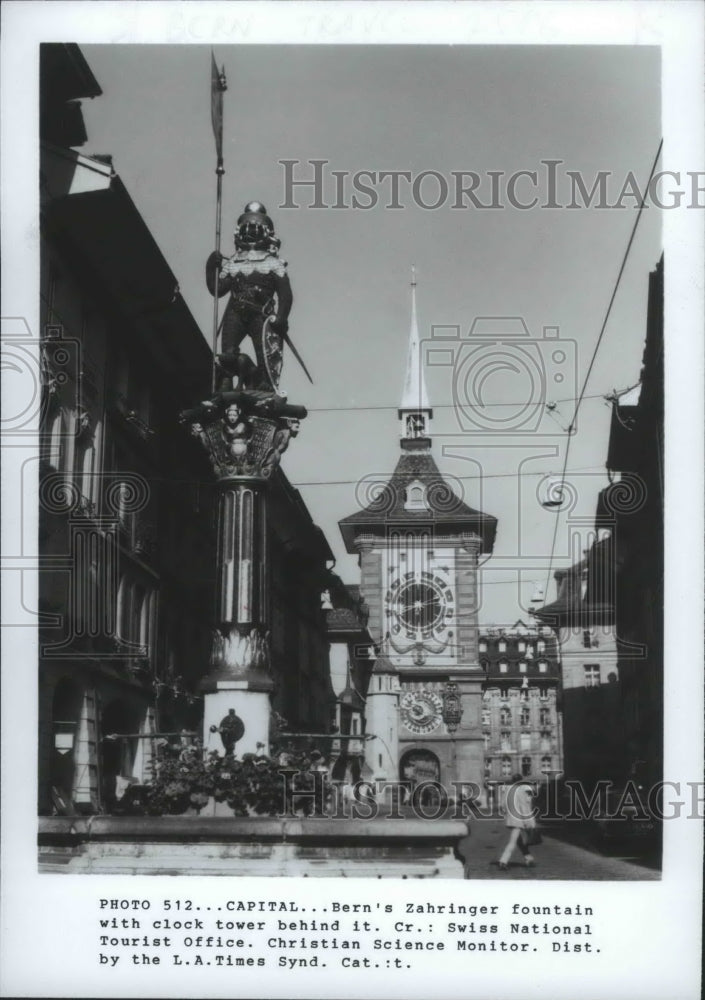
xmin=222 ymin=404 xmax=251 ymax=460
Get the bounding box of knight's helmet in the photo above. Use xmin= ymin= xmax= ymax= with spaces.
xmin=234 ymin=201 xmax=279 ymax=251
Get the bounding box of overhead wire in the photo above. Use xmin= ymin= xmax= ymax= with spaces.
xmin=540 ymin=137 xmax=663 ymax=604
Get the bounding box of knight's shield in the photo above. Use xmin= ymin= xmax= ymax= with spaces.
xmin=261 ymin=316 xmax=283 ymax=390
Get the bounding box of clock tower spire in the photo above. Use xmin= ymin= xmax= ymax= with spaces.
xmin=399 ymin=267 xmax=432 ymax=448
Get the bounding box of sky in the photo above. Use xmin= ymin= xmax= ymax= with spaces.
xmin=80 ymin=43 xmax=662 ymax=623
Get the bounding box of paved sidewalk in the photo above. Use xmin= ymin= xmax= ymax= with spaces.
xmin=459 ymin=816 xmax=660 ymax=881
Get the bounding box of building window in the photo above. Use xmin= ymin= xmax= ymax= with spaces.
xmin=526 ymin=644 xmax=534 ymax=659
xmin=481 ymin=708 xmax=490 ymax=726
xmin=479 ymin=640 xmax=487 ymax=653
xmin=584 ymin=664 xmax=601 ymax=688
xmin=499 ymin=660 xmax=508 ymax=674
xmin=520 ymin=732 xmax=531 ymax=751
xmin=538 ymin=660 xmax=547 ymax=673
xmin=116 ymin=576 xmax=131 ymax=644
xmin=521 ymin=756 xmax=532 ymax=776
xmin=484 ymin=759 xmax=491 ymax=777
xmin=541 ymin=756 xmax=552 ymax=774
xmin=483 ymin=731 xmax=490 ymax=750
xmin=540 ymin=708 xmax=550 ymax=727
xmin=519 ymin=661 xmax=527 ymax=673
xmin=137 ymin=587 xmax=151 ymax=652
xmin=501 ymin=757 xmax=512 ymax=778
xmin=540 ymin=731 xmax=551 ymax=752
xmin=500 ymin=731 xmax=511 ymax=751
xmin=537 ymin=640 xmax=546 ymax=654
xmin=500 ymin=686 xmax=509 ymax=702
xmin=539 ymin=686 xmax=549 ymax=701
xmin=517 ymin=640 xmax=526 ymax=653
xmin=500 ymin=707 xmax=511 ymax=726
xmin=520 ymin=707 xmax=530 ymax=727
xmin=519 ymin=687 xmax=529 ymax=702
xmin=498 ymin=639 xmax=507 ymax=653
xmin=404 ymin=479 xmax=429 ymax=511
xmin=48 ymin=410 xmax=68 ymax=471
xmin=583 ymin=629 xmax=599 ymax=649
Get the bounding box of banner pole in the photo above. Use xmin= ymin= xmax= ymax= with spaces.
xmin=211 ymin=158 xmax=224 ymax=394
xmin=210 ymin=52 xmax=227 ymax=395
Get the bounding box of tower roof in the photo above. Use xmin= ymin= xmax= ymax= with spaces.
xmin=371 ymin=652 xmax=398 ymax=675
xmin=339 ymin=447 xmax=497 ymax=553
xmin=399 ymin=268 xmax=431 ymax=414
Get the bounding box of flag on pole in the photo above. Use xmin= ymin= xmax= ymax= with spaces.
xmin=210 ymin=50 xmax=227 ymax=163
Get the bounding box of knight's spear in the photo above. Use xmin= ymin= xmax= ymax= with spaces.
xmin=210 ymin=51 xmax=227 ymax=394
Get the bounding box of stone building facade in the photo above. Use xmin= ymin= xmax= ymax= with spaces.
xmin=39 ymin=44 xmax=214 ymax=813
xmin=479 ymin=623 xmax=562 ymax=810
xmin=532 ymin=552 xmax=622 ymax=790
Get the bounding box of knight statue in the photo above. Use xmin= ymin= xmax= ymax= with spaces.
xmin=206 ymin=201 xmax=293 ymax=392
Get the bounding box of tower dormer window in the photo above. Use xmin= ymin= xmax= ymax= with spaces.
xmin=404 ymin=479 xmax=429 ymax=511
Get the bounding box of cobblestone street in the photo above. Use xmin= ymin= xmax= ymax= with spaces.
xmin=458 ymin=816 xmax=661 ymax=881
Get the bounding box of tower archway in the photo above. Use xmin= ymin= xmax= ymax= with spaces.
xmin=399 ymin=747 xmax=443 ymax=809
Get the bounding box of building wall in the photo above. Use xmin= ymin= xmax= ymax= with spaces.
xmin=558 ymin=622 xmax=623 ymax=788
xmin=609 ymin=258 xmax=664 ymax=788
xmin=38 ymin=167 xmax=214 ymax=812
xmin=266 ymin=477 xmax=336 ymax=735
xmin=479 ymin=625 xmax=562 ymax=806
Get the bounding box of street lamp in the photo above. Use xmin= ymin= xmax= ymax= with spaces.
xmin=53 ymin=720 xmax=76 ymax=754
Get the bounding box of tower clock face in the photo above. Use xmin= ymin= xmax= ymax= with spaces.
xmin=400 ymin=689 xmax=443 ymax=735
xmin=398 ymin=580 xmax=444 ymax=632
xmin=385 ymin=570 xmax=455 ymax=639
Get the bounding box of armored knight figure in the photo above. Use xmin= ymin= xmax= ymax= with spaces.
xmin=207 ymin=201 xmax=293 ymax=392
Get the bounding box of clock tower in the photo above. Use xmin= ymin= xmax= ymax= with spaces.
xmin=339 ymin=274 xmax=497 ymax=797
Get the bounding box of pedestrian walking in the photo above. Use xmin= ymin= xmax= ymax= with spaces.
xmin=496 ymin=774 xmax=539 ymax=871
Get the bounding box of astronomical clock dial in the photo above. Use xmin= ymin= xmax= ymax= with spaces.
xmin=400 ymin=689 xmax=443 ymax=735
xmin=384 ymin=570 xmax=456 ymax=640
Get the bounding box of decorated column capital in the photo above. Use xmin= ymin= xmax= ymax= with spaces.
xmin=180 ymin=389 xmax=307 ymax=482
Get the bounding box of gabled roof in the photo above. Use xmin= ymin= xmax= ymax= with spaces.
xmin=531 ymin=550 xmax=613 ymax=628
xmin=339 ymin=447 xmax=497 ymax=553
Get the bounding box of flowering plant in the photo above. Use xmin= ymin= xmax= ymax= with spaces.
xmin=119 ymin=739 xmax=332 ymax=817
